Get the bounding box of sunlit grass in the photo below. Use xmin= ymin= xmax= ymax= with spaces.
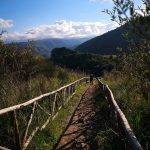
xmin=0 ymin=67 xmax=84 ymax=109
xmin=30 ymin=83 xmax=89 ymax=150
xmin=103 ymin=72 xmax=150 ymax=150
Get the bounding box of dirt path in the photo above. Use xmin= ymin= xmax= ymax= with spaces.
xmin=54 ymin=85 xmax=105 ymax=150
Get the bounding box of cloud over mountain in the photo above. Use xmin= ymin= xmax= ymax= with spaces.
xmin=0 ymin=18 xmax=14 ymax=28
xmin=3 ymin=20 xmax=119 ymax=41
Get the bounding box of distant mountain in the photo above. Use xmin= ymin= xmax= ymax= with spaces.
xmin=75 ymin=26 xmax=130 ymax=55
xmin=18 ymin=37 xmax=91 ymax=58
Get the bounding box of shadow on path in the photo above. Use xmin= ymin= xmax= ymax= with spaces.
xmin=53 ymin=85 xmax=115 ymax=150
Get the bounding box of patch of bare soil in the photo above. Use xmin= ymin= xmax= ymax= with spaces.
xmin=54 ymin=85 xmax=108 ymax=150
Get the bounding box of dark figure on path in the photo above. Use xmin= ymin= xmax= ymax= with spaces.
xmin=90 ymin=74 xmax=94 ymax=85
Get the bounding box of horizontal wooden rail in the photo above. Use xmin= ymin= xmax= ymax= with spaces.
xmin=96 ymin=78 xmax=143 ymax=150
xmin=0 ymin=77 xmax=88 ymax=115
xmin=0 ymin=146 xmax=10 ymax=150
xmin=0 ymin=77 xmax=89 ymax=150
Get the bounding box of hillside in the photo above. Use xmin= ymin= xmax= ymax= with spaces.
xmin=75 ymin=26 xmax=129 ymax=55
xmin=18 ymin=37 xmax=91 ymax=58
xmin=51 ymin=47 xmax=118 ymax=76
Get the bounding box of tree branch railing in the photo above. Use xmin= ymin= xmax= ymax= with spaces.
xmin=96 ymin=78 xmax=143 ymax=150
xmin=0 ymin=77 xmax=89 ymax=150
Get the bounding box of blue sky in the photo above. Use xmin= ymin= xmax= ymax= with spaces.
xmin=0 ymin=0 xmax=141 ymax=41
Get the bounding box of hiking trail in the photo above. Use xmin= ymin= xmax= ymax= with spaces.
xmin=55 ymin=85 xmax=106 ymax=150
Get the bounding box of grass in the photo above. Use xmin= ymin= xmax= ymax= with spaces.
xmin=103 ymin=72 xmax=150 ymax=150
xmin=0 ymin=40 xmax=87 ymax=149
xmin=91 ymin=86 xmax=117 ymax=150
xmin=0 ymin=68 xmax=84 ymax=109
xmin=31 ymin=83 xmax=117 ymax=150
xmin=29 ymin=83 xmax=89 ymax=150
xmin=0 ymin=64 xmax=85 ymax=149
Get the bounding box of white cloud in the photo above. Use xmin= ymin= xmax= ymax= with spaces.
xmin=3 ymin=20 xmax=119 ymax=41
xmin=135 ymin=3 xmax=147 ymax=16
xmin=0 ymin=18 xmax=14 ymax=28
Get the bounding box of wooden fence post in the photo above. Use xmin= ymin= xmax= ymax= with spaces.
xmin=49 ymin=95 xmax=52 ymax=114
xmin=0 ymin=77 xmax=87 ymax=149
xmin=23 ymin=102 xmax=36 ymax=145
xmin=63 ymin=88 xmax=66 ymax=103
xmin=11 ymin=110 xmax=22 ymax=150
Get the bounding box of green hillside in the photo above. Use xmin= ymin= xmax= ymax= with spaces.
xmin=75 ymin=26 xmax=129 ymax=55
xmin=51 ymin=47 xmax=118 ymax=76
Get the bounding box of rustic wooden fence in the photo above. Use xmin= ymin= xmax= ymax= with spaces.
xmin=96 ymin=78 xmax=143 ymax=150
xmin=0 ymin=77 xmax=89 ymax=150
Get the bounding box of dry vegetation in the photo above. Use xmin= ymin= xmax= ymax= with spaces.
xmin=0 ymin=40 xmax=84 ymax=109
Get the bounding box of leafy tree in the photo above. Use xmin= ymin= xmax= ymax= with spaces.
xmin=103 ymin=1 xmax=150 ymax=149
xmin=103 ymin=0 xmax=150 ymax=99
xmin=103 ymin=0 xmax=150 ymax=37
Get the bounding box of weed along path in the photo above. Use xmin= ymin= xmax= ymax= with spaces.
xmin=54 ymin=85 xmax=115 ymax=150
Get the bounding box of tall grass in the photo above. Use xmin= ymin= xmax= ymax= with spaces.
xmin=0 ymin=40 xmax=86 ymax=149
xmin=103 ymin=72 xmax=150 ymax=150
xmin=92 ymin=86 xmax=117 ymax=150
xmin=0 ymin=68 xmax=84 ymax=109
xmin=30 ymin=84 xmax=89 ymax=150
xmin=0 ymin=41 xmax=85 ymax=109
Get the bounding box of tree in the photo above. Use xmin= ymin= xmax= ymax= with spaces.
xmin=103 ymin=0 xmax=150 ymax=38
xmin=103 ymin=0 xmax=150 ymax=99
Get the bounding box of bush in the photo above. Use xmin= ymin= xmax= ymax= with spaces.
xmin=0 ymin=41 xmax=83 ymax=108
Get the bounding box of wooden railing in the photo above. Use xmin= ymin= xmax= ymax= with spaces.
xmin=0 ymin=77 xmax=89 ymax=150
xmin=96 ymin=78 xmax=143 ymax=150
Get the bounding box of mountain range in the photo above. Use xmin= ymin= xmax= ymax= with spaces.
xmin=17 ymin=25 xmax=131 ymax=57
xmin=17 ymin=37 xmax=91 ymax=58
